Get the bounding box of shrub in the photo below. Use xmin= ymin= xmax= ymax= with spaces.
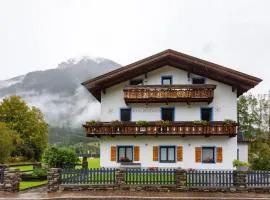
xmin=233 ymin=159 xmax=250 ymax=168
xmin=224 ymin=119 xmax=236 ymax=125
xmin=42 ymin=146 xmax=79 ymax=169
xmin=136 ymin=120 xmax=150 ymax=127
xmin=156 ymin=120 xmax=170 ymax=126
xmin=32 ymin=168 xmax=47 ymax=177
xmin=86 ymin=120 xmax=98 ymax=126
xmin=111 ymin=120 xmax=123 ymax=127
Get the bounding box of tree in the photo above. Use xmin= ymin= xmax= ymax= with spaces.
xmin=42 ymin=146 xmax=79 ymax=168
xmin=0 ymin=122 xmax=16 ymax=163
xmin=0 ymin=96 xmax=48 ymax=161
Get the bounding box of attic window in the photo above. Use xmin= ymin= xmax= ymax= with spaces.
xmin=130 ymin=79 xmax=143 ymax=85
xmin=192 ymin=77 xmax=205 ymax=84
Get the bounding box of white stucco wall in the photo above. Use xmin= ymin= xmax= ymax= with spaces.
xmin=237 ymin=143 xmax=249 ymax=162
xmin=100 ymin=66 xmax=237 ymax=122
xmin=100 ymin=136 xmax=237 ymax=169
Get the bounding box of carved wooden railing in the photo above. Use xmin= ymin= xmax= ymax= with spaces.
xmin=123 ymin=84 xmax=216 ymax=103
xmin=84 ymin=121 xmax=237 ymax=137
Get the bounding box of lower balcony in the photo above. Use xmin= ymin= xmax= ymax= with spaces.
xmin=83 ymin=121 xmax=237 ymax=137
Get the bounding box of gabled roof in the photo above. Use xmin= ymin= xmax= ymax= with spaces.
xmin=82 ymin=49 xmax=262 ymax=101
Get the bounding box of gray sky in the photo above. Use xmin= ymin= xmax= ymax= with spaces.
xmin=1 ymin=0 xmax=269 ymax=93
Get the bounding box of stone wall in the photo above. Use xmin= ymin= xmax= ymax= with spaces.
xmin=0 ymin=166 xmax=20 ymax=192
xmin=47 ymin=168 xmax=255 ymax=193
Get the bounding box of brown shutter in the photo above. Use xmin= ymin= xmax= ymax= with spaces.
xmin=216 ymin=147 xmax=223 ymax=163
xmin=195 ymin=147 xmax=201 ymax=163
xmin=153 ymin=146 xmax=158 ymax=161
xmin=110 ymin=146 xmax=116 ymax=161
xmin=134 ymin=146 xmax=140 ymax=161
xmin=177 ymin=146 xmax=183 ymax=161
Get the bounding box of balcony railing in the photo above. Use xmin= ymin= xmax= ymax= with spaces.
xmin=84 ymin=121 xmax=237 ymax=137
xmin=123 ymin=84 xmax=216 ymax=103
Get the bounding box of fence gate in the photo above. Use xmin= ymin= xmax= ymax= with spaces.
xmin=247 ymin=171 xmax=270 ymax=187
xmin=61 ymin=168 xmax=116 ymax=185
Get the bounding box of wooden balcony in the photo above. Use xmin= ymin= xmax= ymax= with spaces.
xmin=123 ymin=84 xmax=216 ymax=104
xmin=84 ymin=121 xmax=237 ymax=137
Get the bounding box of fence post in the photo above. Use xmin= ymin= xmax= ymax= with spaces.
xmin=82 ymin=157 xmax=88 ymax=170
xmin=175 ymin=168 xmax=187 ymax=190
xmin=47 ymin=168 xmax=61 ymax=192
xmin=115 ymin=167 xmax=126 ymax=189
xmin=233 ymin=170 xmax=247 ymax=191
xmin=3 ymin=168 xmax=20 ymax=192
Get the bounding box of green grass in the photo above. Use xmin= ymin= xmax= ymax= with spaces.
xmin=11 ymin=165 xmax=33 ymax=172
xmin=76 ymin=158 xmax=100 ymax=169
xmin=19 ymin=180 xmax=48 ymax=190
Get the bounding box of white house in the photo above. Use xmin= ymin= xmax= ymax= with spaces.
xmin=82 ymin=49 xmax=261 ymax=169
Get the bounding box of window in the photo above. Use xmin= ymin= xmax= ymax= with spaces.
xmin=202 ymin=147 xmax=215 ymax=163
xmin=117 ymin=146 xmax=133 ymax=162
xmin=237 ymin=149 xmax=239 ymax=160
xmin=120 ymin=108 xmax=131 ymax=121
xmin=161 ymin=108 xmax=174 ymax=121
xmin=201 ymin=108 xmax=212 ymax=121
xmin=192 ymin=77 xmax=205 ymax=84
xmin=161 ymin=76 xmax=172 ymax=85
xmin=160 ymin=146 xmax=175 ymax=162
xmin=130 ymin=79 xmax=143 ymax=85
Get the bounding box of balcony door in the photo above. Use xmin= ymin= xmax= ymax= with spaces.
xmin=161 ymin=108 xmax=175 ymax=121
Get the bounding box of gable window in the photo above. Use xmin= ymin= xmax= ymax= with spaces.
xmin=161 ymin=76 xmax=172 ymax=85
xmin=161 ymin=108 xmax=174 ymax=121
xmin=202 ymin=147 xmax=215 ymax=163
xmin=120 ymin=108 xmax=131 ymax=121
xmin=201 ymin=108 xmax=212 ymax=121
xmin=117 ymin=146 xmax=133 ymax=162
xmin=130 ymin=79 xmax=143 ymax=85
xmin=160 ymin=146 xmax=175 ymax=163
xmin=192 ymin=77 xmax=205 ymax=84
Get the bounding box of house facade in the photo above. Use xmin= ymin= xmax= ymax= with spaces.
xmin=82 ymin=49 xmax=261 ymax=169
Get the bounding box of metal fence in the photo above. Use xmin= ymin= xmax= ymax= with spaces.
xmin=61 ymin=168 xmax=116 ymax=185
xmin=187 ymin=170 xmax=234 ymax=188
xmin=247 ymin=171 xmax=270 ymax=187
xmin=125 ymin=168 xmax=175 ymax=185
xmin=0 ymin=168 xmax=4 ymax=184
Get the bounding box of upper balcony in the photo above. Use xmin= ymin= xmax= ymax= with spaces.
xmin=123 ymin=84 xmax=216 ymax=104
xmin=83 ymin=121 xmax=237 ymax=137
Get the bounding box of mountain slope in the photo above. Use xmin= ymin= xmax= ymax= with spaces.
xmin=0 ymin=57 xmax=121 ymax=128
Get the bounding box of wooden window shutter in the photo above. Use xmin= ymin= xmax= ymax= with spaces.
xmin=110 ymin=146 xmax=116 ymax=161
xmin=153 ymin=146 xmax=159 ymax=161
xmin=195 ymin=147 xmax=201 ymax=163
xmin=134 ymin=146 xmax=140 ymax=161
xmin=216 ymin=147 xmax=223 ymax=163
xmin=177 ymin=146 xmax=183 ymax=161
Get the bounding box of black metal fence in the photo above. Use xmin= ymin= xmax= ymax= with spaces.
xmin=247 ymin=171 xmax=270 ymax=187
xmin=0 ymin=168 xmax=4 ymax=184
xmin=187 ymin=170 xmax=234 ymax=188
xmin=61 ymin=168 xmax=116 ymax=185
xmin=125 ymin=168 xmax=175 ymax=185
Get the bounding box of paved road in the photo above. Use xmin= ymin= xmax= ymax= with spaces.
xmin=1 ymin=187 xmax=270 ymax=200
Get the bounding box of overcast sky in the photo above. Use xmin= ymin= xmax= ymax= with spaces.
xmin=1 ymin=0 xmax=269 ymax=94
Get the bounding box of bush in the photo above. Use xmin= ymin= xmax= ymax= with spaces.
xmin=136 ymin=120 xmax=150 ymax=127
xmin=233 ymin=159 xmax=250 ymax=167
xmin=42 ymin=146 xmax=79 ymax=169
xmin=32 ymin=168 xmax=47 ymax=177
xmin=0 ymin=122 xmax=15 ymax=163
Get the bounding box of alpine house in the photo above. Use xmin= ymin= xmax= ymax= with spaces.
xmin=82 ymin=49 xmax=261 ymax=169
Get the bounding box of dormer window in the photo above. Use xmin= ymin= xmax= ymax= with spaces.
xmin=161 ymin=76 xmax=172 ymax=85
xmin=192 ymin=77 xmax=205 ymax=84
xmin=130 ymin=79 xmax=143 ymax=85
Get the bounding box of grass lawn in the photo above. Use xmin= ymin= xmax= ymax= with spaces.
xmin=10 ymin=165 xmax=33 ymax=172
xmin=20 ymin=180 xmax=48 ymax=190
xmin=76 ymin=158 xmax=100 ymax=169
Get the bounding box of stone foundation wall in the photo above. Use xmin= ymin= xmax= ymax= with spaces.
xmin=47 ymin=168 xmax=61 ymax=192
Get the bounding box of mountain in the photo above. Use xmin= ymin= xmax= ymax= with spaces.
xmin=0 ymin=57 xmax=121 ymax=129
